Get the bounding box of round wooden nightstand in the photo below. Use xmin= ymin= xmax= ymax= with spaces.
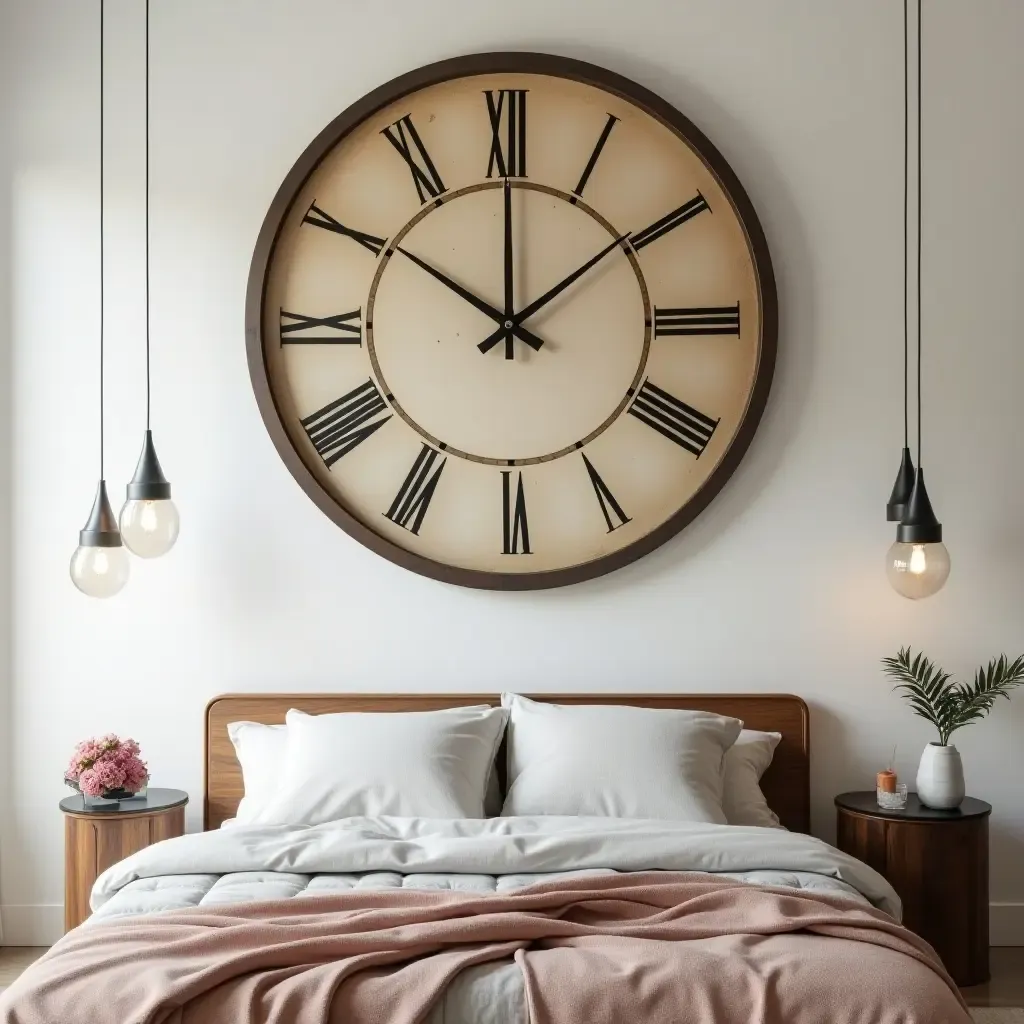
xmin=60 ymin=787 xmax=188 ymax=932
xmin=835 ymin=790 xmax=991 ymax=987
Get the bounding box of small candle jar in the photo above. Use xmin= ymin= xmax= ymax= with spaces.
xmin=876 ymin=770 xmax=897 ymax=793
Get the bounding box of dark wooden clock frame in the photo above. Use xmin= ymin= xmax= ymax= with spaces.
xmin=245 ymin=52 xmax=778 ymax=590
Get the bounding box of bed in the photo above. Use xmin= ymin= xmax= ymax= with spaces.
xmin=0 ymin=693 xmax=971 ymax=1024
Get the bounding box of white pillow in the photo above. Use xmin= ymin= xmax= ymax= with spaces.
xmin=226 ymin=720 xmax=288 ymax=824
xmin=723 ymin=729 xmax=784 ymax=829
xmin=500 ymin=694 xmax=741 ymax=822
xmin=227 ymin=714 xmax=506 ymax=822
xmin=251 ymin=705 xmax=508 ymax=825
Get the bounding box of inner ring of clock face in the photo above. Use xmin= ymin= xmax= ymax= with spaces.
xmin=365 ymin=181 xmax=652 ymax=467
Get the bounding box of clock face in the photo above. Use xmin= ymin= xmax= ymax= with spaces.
xmin=247 ymin=54 xmax=776 ymax=589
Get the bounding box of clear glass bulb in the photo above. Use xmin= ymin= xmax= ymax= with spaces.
xmin=119 ymin=498 xmax=180 ymax=558
xmin=886 ymin=541 xmax=950 ymax=599
xmin=70 ymin=544 xmax=130 ymax=598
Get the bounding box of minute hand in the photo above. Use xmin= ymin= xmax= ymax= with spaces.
xmin=397 ymin=247 xmax=545 ymax=352
xmin=478 ymin=233 xmax=629 ymax=354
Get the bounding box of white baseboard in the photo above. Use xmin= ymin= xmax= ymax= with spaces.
xmin=990 ymin=902 xmax=1024 ymax=946
xmin=0 ymin=905 xmax=63 ymax=946
xmin=3 ymin=901 xmax=1023 ymax=948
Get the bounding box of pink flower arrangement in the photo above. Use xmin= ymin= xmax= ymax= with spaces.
xmin=65 ymin=735 xmax=148 ymax=797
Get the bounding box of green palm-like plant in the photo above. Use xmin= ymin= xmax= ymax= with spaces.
xmin=882 ymin=647 xmax=1024 ymax=746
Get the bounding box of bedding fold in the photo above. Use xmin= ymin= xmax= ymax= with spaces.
xmin=89 ymin=815 xmax=902 ymax=916
xmin=0 ymin=872 xmax=968 ymax=1024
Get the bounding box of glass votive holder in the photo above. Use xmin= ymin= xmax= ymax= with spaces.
xmin=877 ymin=783 xmax=908 ymax=810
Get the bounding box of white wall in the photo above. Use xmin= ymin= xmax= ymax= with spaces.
xmin=0 ymin=0 xmax=14 ymax=949
xmin=2 ymin=0 xmax=1023 ymax=946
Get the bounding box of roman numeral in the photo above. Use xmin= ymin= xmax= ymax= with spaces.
xmin=301 ymin=379 xmax=391 ymax=469
xmin=280 ymin=309 xmax=362 ymax=345
xmin=629 ymin=380 xmax=719 ymax=457
xmin=581 ymin=453 xmax=631 ymax=533
xmin=630 ymin=193 xmax=710 ymax=252
xmin=654 ymin=303 xmax=740 ymax=337
xmin=485 ymin=89 xmax=528 ymax=178
xmin=384 ymin=445 xmax=446 ymax=535
xmin=572 ymin=113 xmax=619 ymax=198
xmin=381 ymin=114 xmax=446 ymax=204
xmin=302 ymin=204 xmax=385 ymax=256
xmin=501 ymin=471 xmax=531 ymax=555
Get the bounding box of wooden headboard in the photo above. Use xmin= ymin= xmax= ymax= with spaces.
xmin=205 ymin=693 xmax=810 ymax=832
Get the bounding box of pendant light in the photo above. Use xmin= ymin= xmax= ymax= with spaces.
xmin=70 ymin=0 xmax=130 ymax=599
xmin=119 ymin=0 xmax=180 ymax=558
xmin=886 ymin=0 xmax=950 ymax=600
xmin=886 ymin=0 xmax=914 ymax=523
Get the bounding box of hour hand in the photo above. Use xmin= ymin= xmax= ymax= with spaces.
xmin=397 ymin=247 xmax=545 ymax=352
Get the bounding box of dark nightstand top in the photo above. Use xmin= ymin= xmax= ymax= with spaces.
xmin=835 ymin=790 xmax=991 ymax=822
xmin=59 ymin=786 xmax=189 ymax=816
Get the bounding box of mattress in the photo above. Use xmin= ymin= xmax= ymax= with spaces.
xmin=82 ymin=816 xmax=901 ymax=1024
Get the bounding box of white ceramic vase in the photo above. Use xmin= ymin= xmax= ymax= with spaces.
xmin=916 ymin=742 xmax=965 ymax=809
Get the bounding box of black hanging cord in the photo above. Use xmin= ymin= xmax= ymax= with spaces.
xmin=916 ymin=0 xmax=922 ymax=467
xmin=145 ymin=0 xmax=151 ymax=430
xmin=99 ymin=0 xmax=105 ymax=478
xmin=902 ymin=0 xmax=908 ymax=449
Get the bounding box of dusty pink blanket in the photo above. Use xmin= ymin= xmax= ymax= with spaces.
xmin=0 ymin=872 xmax=970 ymax=1024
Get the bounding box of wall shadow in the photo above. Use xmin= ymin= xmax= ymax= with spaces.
xmin=806 ymin=702 xmax=861 ymax=844
xmin=0 ymin=60 xmax=13 ymax=945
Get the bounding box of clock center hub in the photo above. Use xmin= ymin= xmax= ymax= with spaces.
xmin=366 ymin=181 xmax=651 ymax=466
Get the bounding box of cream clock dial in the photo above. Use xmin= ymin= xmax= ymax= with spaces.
xmin=246 ymin=53 xmax=776 ymax=589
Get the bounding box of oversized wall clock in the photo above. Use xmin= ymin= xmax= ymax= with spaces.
xmin=245 ymin=53 xmax=777 ymax=590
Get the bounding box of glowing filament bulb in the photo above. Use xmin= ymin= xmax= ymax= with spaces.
xmin=909 ymin=545 xmax=928 ymax=574
xmin=139 ymin=501 xmax=160 ymax=532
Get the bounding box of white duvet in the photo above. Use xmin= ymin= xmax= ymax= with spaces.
xmin=91 ymin=815 xmax=899 ymax=915
xmin=85 ymin=816 xmax=901 ymax=1024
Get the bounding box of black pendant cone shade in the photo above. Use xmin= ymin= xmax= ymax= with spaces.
xmin=126 ymin=430 xmax=171 ymax=500
xmin=79 ymin=480 xmax=123 ymax=548
xmin=886 ymin=447 xmax=915 ymax=522
xmin=896 ymin=468 xmax=942 ymax=544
